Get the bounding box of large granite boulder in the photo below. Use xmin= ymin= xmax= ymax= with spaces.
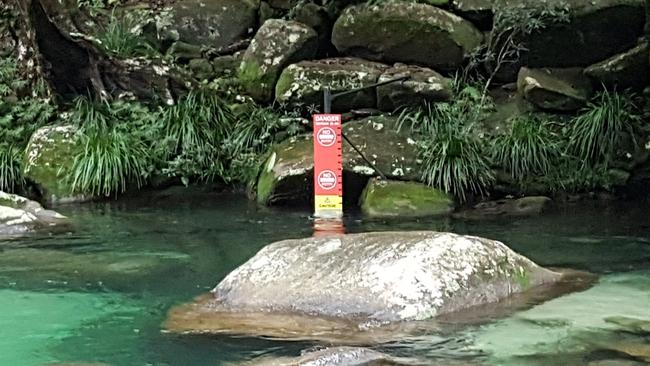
xmin=166 ymin=0 xmax=260 ymax=49
xmin=0 ymin=191 xmax=69 ymax=237
xmin=493 ymin=0 xmax=644 ymax=78
xmin=23 ymin=125 xmax=88 ymax=204
xmin=331 ymin=1 xmax=483 ymax=71
xmin=517 ymin=67 xmax=592 ymax=112
xmin=376 ymin=64 xmax=453 ymax=111
xmin=585 ymin=40 xmax=649 ymax=90
xmin=256 ymin=116 xmax=419 ymax=206
xmin=165 ymin=231 xmax=580 ymax=340
xmin=360 ymin=178 xmax=455 ymax=218
xmin=275 ymin=58 xmax=388 ymax=111
xmin=239 ymin=19 xmax=318 ymax=102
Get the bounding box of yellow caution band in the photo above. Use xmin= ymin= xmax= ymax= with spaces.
xmin=315 ymin=195 xmax=343 ymax=217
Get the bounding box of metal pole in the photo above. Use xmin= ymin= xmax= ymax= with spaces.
xmin=323 ymin=88 xmax=332 ymax=114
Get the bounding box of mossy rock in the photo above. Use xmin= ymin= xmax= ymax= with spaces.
xmin=517 ymin=67 xmax=593 ymax=112
xmin=22 ymin=125 xmax=86 ymax=203
xmin=491 ymin=0 xmax=645 ymax=81
xmin=376 ymin=64 xmax=453 ymax=111
xmin=239 ymin=19 xmax=318 ymax=102
xmin=275 ymin=58 xmax=388 ymax=111
xmin=167 ymin=0 xmax=260 ymax=49
xmin=331 ymin=1 xmax=483 ymax=71
xmin=585 ymin=40 xmax=649 ymax=90
xmin=360 ymin=178 xmax=455 ymax=218
xmin=257 ymin=116 xmax=419 ymax=206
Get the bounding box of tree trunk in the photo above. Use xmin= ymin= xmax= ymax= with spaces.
xmin=646 ymin=0 xmax=650 ymax=37
xmin=4 ymin=0 xmax=188 ymax=103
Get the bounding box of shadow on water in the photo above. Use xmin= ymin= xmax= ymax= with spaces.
xmin=0 ymin=192 xmax=649 ymax=365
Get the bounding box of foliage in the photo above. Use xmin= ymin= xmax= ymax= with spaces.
xmin=222 ymin=103 xmax=305 ymax=183
xmin=0 ymin=146 xmax=24 ymax=192
xmin=159 ymin=90 xmax=233 ymax=185
xmin=492 ymin=115 xmax=561 ymax=184
xmin=538 ymin=156 xmax=615 ymax=193
xmin=567 ymin=89 xmax=639 ymax=165
xmin=67 ymin=98 xmax=158 ymax=196
xmin=467 ymin=0 xmax=570 ymax=99
xmin=398 ymin=88 xmax=495 ymax=203
xmin=0 ymin=57 xmax=55 ymax=193
xmin=97 ymin=10 xmax=157 ymax=58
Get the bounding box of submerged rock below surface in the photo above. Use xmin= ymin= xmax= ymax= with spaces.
xmin=236 ymin=347 xmax=424 ymax=366
xmin=165 ymin=231 xmax=591 ymax=341
xmin=0 ymin=191 xmax=69 ymax=237
xmin=454 ymin=196 xmax=553 ymax=220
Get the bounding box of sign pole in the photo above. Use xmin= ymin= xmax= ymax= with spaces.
xmin=313 ymin=112 xmax=343 ymax=219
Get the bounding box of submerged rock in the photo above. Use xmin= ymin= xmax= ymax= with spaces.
xmin=22 ymin=125 xmax=87 ymax=204
xmin=165 ymin=231 xmax=584 ymax=341
xmin=256 ymin=116 xmax=419 ymax=206
xmin=360 ymin=178 xmax=455 ymax=218
xmin=0 ymin=191 xmax=69 ymax=237
xmin=236 ymin=347 xmax=423 ymax=366
xmin=454 ymin=196 xmax=553 ymax=220
xmin=239 ymin=19 xmax=318 ymax=102
xmin=517 ymin=67 xmax=592 ymax=112
xmin=332 ymin=1 xmax=483 ymax=71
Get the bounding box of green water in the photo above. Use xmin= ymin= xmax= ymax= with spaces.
xmin=1 ymin=192 xmax=649 ymax=366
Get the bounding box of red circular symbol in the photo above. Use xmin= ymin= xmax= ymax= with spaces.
xmin=317 ymin=170 xmax=337 ymax=190
xmin=317 ymin=128 xmax=337 ymax=147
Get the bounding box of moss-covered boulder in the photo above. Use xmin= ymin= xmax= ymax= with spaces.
xmin=360 ymin=178 xmax=455 ymax=218
xmin=517 ymin=67 xmax=592 ymax=112
xmin=22 ymin=125 xmax=86 ymax=204
xmin=585 ymin=40 xmax=649 ymax=90
xmin=257 ymin=116 xmax=419 ymax=206
xmin=275 ymin=58 xmax=388 ymax=111
xmin=165 ymin=231 xmax=568 ymax=339
xmin=495 ymin=0 xmax=644 ymax=75
xmin=376 ymin=64 xmax=453 ymax=111
xmin=167 ymin=0 xmax=260 ymax=49
xmin=331 ymin=1 xmax=483 ymax=71
xmin=240 ymin=19 xmax=318 ymax=102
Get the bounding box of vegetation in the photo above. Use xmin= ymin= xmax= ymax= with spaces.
xmin=67 ymin=98 xmax=155 ymax=197
xmin=492 ymin=115 xmax=560 ymax=185
xmin=0 ymin=58 xmax=55 ymax=193
xmin=568 ymin=89 xmax=640 ymax=165
xmin=97 ymin=10 xmax=157 ymax=58
xmin=398 ymin=83 xmax=495 ymax=203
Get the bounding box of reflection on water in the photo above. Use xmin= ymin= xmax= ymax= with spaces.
xmin=0 ymin=193 xmax=649 ymax=366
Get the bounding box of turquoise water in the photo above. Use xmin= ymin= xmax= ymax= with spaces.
xmin=1 ymin=192 xmax=649 ymax=365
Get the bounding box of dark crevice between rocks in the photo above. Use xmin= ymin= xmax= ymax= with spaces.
xmin=266 ymin=169 xmax=370 ymax=212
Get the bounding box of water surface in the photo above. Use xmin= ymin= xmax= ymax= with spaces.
xmin=1 ymin=192 xmax=649 ymax=366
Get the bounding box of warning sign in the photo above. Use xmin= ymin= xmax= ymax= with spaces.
xmin=313 ymin=114 xmax=342 ymax=218
xmin=317 ymin=170 xmax=337 ymax=190
xmin=316 ymin=128 xmax=337 ymax=147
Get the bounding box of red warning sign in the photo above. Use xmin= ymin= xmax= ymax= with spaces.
xmin=313 ymin=114 xmax=343 ymax=218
